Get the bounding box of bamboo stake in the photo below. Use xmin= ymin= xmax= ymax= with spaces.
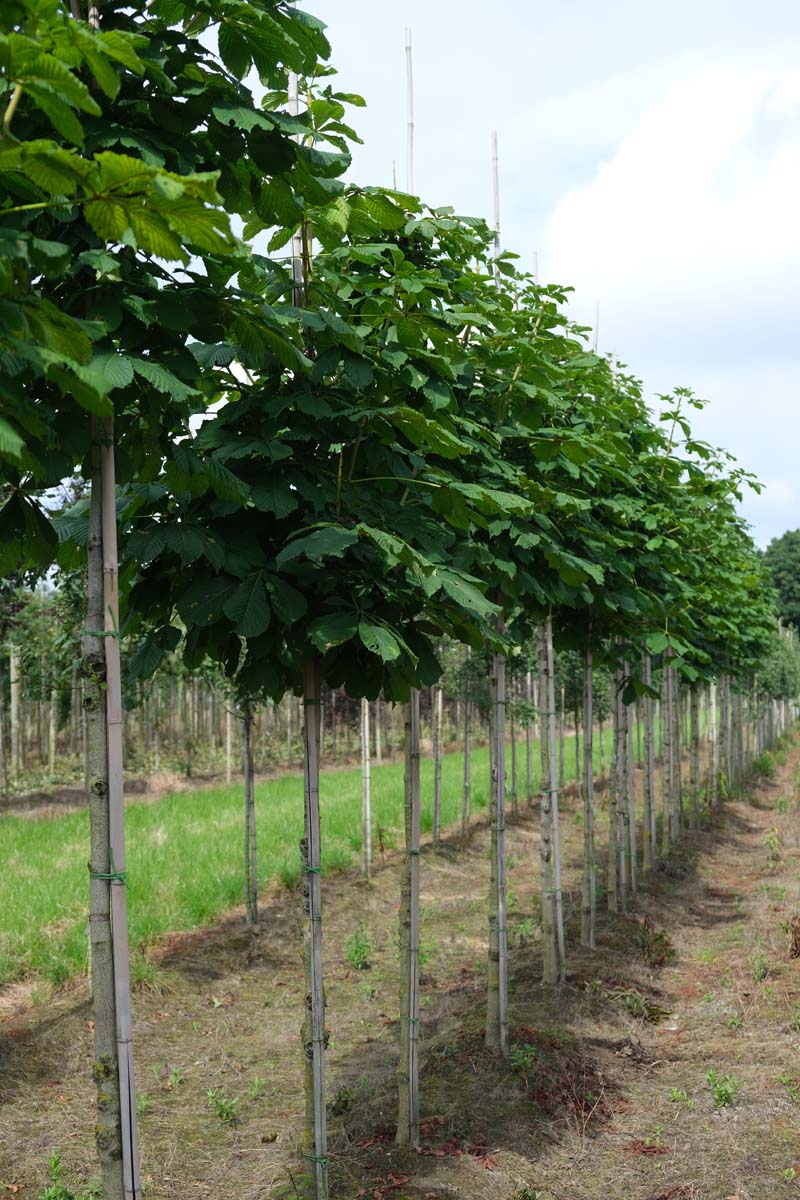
xmin=301 ymin=658 xmax=328 ymax=1198
xmin=581 ymin=644 xmax=595 ymax=948
xmin=642 ymin=651 xmax=656 ymax=868
xmin=242 ymin=706 xmax=257 ymax=929
xmin=432 ymin=683 xmax=443 ymax=849
xmin=462 ymin=649 xmax=471 ymax=835
xmin=545 ymin=617 xmax=566 ymax=982
xmin=361 ymin=697 xmax=371 ymax=879
xmin=525 ymin=667 xmax=533 ymax=806
xmin=486 ymin=648 xmax=509 ymax=1053
xmin=396 ymin=690 xmax=421 ymax=1145
xmin=405 ymin=28 xmax=414 ymax=192
xmin=100 ymin=416 xmax=141 ymax=1200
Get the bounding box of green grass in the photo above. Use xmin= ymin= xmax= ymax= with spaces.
xmin=0 ymin=727 xmax=616 ymax=987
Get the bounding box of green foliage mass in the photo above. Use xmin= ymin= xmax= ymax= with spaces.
xmin=763 ymin=529 xmax=800 ymax=632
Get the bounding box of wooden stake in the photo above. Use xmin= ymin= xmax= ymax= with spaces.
xmin=100 ymin=416 xmax=141 ymax=1200
xmin=302 ymin=658 xmax=328 ymax=1199
xmin=361 ymin=697 xmax=371 ymax=879
xmin=405 ymin=28 xmax=414 ymax=192
xmin=396 ymin=690 xmax=421 ymax=1145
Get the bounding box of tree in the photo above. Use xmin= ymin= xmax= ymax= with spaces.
xmin=763 ymin=529 xmax=800 ymax=632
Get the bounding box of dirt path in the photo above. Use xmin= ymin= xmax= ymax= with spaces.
xmin=1 ymin=739 xmax=798 ymax=1200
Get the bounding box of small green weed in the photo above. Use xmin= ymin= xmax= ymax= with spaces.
xmin=753 ymin=751 xmax=775 ymax=780
xmin=776 ymin=796 xmax=788 ymax=815
xmin=726 ymin=1011 xmax=743 ymax=1030
xmin=778 ymin=1074 xmax=800 ymax=1102
xmin=707 ymin=1069 xmax=740 ymax=1107
xmin=783 ymin=1167 xmax=797 ymax=1181
xmin=788 ymin=1004 xmax=800 ymax=1033
xmin=638 ymin=917 xmax=676 ymax=968
xmin=765 ymin=827 xmax=783 ymax=870
xmin=344 ymin=919 xmax=372 ymax=971
xmin=249 ymin=1075 xmax=266 ymax=1100
xmin=513 ymin=1189 xmax=542 ymax=1200
xmin=644 ymin=1123 xmax=664 ymax=1148
xmin=669 ymin=1087 xmax=695 ymax=1110
xmin=418 ymin=934 xmax=437 ymax=970
xmin=511 ymin=1043 xmax=536 ymax=1072
xmin=752 ymin=952 xmax=769 ymax=982
xmin=135 ymin=1092 xmax=151 ymax=1116
xmin=207 ymin=1088 xmax=239 ymax=1125
xmin=37 ymin=1153 xmax=101 ymax=1200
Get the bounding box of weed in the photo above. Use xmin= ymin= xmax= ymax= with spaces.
xmin=418 ymin=934 xmax=437 ymax=970
xmin=207 ymin=1088 xmax=239 ymax=1125
xmin=169 ymin=1068 xmax=183 ymax=1089
xmin=696 ymin=946 xmax=717 ymax=964
xmin=513 ymin=1190 xmax=542 ymax=1200
xmin=776 ymin=796 xmax=788 ymax=815
xmin=752 ymin=952 xmax=769 ymax=982
xmin=765 ymin=826 xmax=783 ymax=870
xmin=249 ymin=1076 xmax=266 ymax=1101
xmin=344 ymin=918 xmax=372 ymax=971
xmin=784 ymin=1167 xmax=797 ymax=1181
xmin=670 ymin=1087 xmax=695 ymax=1110
xmin=726 ymin=1011 xmax=743 ymax=1030
xmin=511 ymin=1043 xmax=536 ymax=1073
xmin=778 ymin=1074 xmax=800 ymax=1103
xmin=135 ymin=1092 xmax=151 ymax=1116
xmin=360 ymin=981 xmax=377 ymax=1001
xmin=638 ymin=917 xmax=676 ymax=968
xmin=644 ymin=1123 xmax=665 ymax=1148
xmin=753 ymin=751 xmax=775 ymax=780
xmin=706 ymin=1069 xmax=740 ymax=1107
xmin=37 ymin=1153 xmax=101 ymax=1200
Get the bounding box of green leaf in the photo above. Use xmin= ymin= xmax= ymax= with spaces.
xmin=0 ymin=417 xmax=24 ymax=462
xmin=132 ymin=358 xmax=196 ymax=401
xmin=250 ymin=478 xmax=299 ymax=519
xmin=265 ymin=575 xmax=307 ymax=624
xmin=646 ymin=631 xmax=670 ymax=656
xmin=358 ymin=621 xmax=402 ymax=662
xmin=308 ymin=612 xmax=359 ymax=652
xmin=176 ymin=576 xmax=238 ymax=628
xmin=436 ymin=570 xmax=499 ymax=620
xmin=275 ymin=525 xmax=358 ymax=567
xmin=217 ymin=23 xmax=251 ymax=77
xmin=223 ymin=574 xmax=270 ymax=637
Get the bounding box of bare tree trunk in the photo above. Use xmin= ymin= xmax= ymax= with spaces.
xmin=361 ymin=697 xmax=371 ymax=879
xmin=510 ymin=692 xmax=518 ymax=818
xmin=225 ymin=705 xmax=233 ymax=784
xmin=374 ymin=697 xmax=382 ymax=766
xmin=689 ymin=686 xmax=700 ymax=827
xmin=486 ymin=648 xmax=509 ymax=1053
xmin=48 ymin=686 xmax=57 ymax=776
xmin=525 ymin=667 xmax=533 ymax=806
xmin=301 ymin=659 xmax=328 ymax=1199
xmin=661 ymin=668 xmax=673 ymax=855
xmin=546 ymin=619 xmax=566 ymax=981
xmin=642 ymin=652 xmax=656 ymax=868
xmin=397 ymin=689 xmax=421 ymax=1146
xmin=9 ymin=644 xmax=20 ymax=776
xmin=625 ymin=682 xmax=637 ymax=897
xmin=0 ymin=657 xmax=7 ymax=800
xmin=462 ymin=685 xmax=471 ymax=837
xmin=432 ymin=684 xmax=443 ymax=850
xmin=709 ymin=682 xmax=719 ymax=809
xmin=558 ymin=682 xmax=565 ymax=794
xmin=581 ymin=645 xmax=595 ymax=948
xmin=242 ymin=707 xmax=258 ymax=930
xmin=614 ymin=670 xmax=628 ymax=914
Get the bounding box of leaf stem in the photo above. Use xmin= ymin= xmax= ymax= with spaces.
xmin=1 ymin=85 xmax=24 ymax=139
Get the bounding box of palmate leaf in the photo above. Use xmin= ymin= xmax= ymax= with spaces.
xmin=217 ymin=22 xmax=252 ymax=78
xmin=275 ymin=525 xmax=358 ymax=568
xmin=265 ymin=575 xmax=307 ymax=624
xmin=133 ymin=357 xmax=197 ymax=401
xmin=0 ymin=417 xmax=24 ymax=462
xmin=358 ymin=620 xmax=402 ymax=662
xmin=224 ymin=573 xmax=270 ymax=637
xmin=308 ymin=611 xmax=359 ymax=653
xmin=24 ymin=85 xmax=87 ymax=145
xmin=250 ymin=478 xmax=298 ymax=519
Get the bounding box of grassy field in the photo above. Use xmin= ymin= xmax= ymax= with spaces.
xmin=0 ymin=727 xmax=621 ymax=987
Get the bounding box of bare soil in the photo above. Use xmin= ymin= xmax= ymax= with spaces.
xmin=1 ymin=739 xmax=799 ymax=1200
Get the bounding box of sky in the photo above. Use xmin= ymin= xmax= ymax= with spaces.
xmin=311 ymin=0 xmax=800 ymax=548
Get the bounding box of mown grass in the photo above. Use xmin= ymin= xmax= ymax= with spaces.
xmin=0 ymin=728 xmax=616 ymax=987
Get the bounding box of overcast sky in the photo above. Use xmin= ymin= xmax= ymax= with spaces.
xmin=311 ymin=0 xmax=800 ymax=548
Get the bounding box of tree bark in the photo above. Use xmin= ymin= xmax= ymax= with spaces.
xmin=243 ymin=706 xmax=258 ymax=930
xmin=432 ymin=683 xmax=443 ymax=850
xmin=301 ymin=659 xmax=328 ymax=1198
xmin=642 ymin=652 xmax=655 ymax=869
xmin=361 ymin=697 xmax=371 ymax=879
xmin=581 ymin=645 xmax=595 ymax=948
xmin=486 ymin=649 xmax=509 ymax=1053
xmin=397 ymin=689 xmax=421 ymax=1146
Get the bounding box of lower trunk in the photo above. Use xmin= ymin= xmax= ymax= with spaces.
xmin=642 ymin=652 xmax=655 ymax=868
xmin=462 ymin=691 xmax=471 ymax=837
xmin=396 ymin=689 xmax=421 ymax=1146
xmin=689 ymin=686 xmax=700 ymax=827
xmin=525 ymin=668 xmax=533 ymax=806
xmin=361 ymin=697 xmax=371 ymax=879
xmin=432 ymin=684 xmax=443 ymax=850
xmin=243 ymin=707 xmax=258 ymax=929
xmin=301 ymin=659 xmax=328 ymax=1199
xmin=581 ymin=646 xmax=595 ymax=948
xmin=486 ymin=650 xmax=509 ymax=1054
xmin=9 ymin=644 xmax=21 ymax=775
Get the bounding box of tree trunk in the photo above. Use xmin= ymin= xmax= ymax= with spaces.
xmin=432 ymin=684 xmax=443 ymax=850
xmin=642 ymin=652 xmax=655 ymax=869
xmin=462 ymin=687 xmax=471 ymax=837
xmin=689 ymin=685 xmax=700 ymax=827
xmin=525 ymin=667 xmax=533 ymax=806
xmin=48 ymin=686 xmax=57 ymax=776
xmin=486 ymin=649 xmax=509 ymax=1053
xmin=581 ymin=645 xmax=595 ymax=948
xmin=243 ymin=707 xmax=258 ymax=930
xmin=301 ymin=659 xmax=328 ymax=1198
xmin=397 ymin=689 xmax=421 ymax=1146
xmin=9 ymin=643 xmax=21 ymax=776
xmin=361 ymin=697 xmax=371 ymax=879
xmin=0 ymin=657 xmax=6 ymax=800
xmin=626 ymin=682 xmax=637 ymax=897
xmin=374 ymin=697 xmax=382 ymax=767
xmin=709 ymin=682 xmax=719 ymax=809
xmin=661 ymin=668 xmax=672 ymax=855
